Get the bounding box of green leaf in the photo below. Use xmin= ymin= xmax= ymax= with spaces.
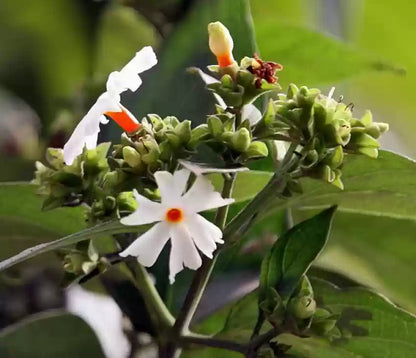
xmin=0 ymin=311 xmax=106 ymax=358
xmin=0 ymin=183 xmax=84 ymax=260
xmin=316 ymin=212 xmax=416 ymax=313
xmin=275 ymin=150 xmax=416 ymax=219
xmin=195 ymin=290 xmax=264 ymax=343
xmin=260 ymin=207 xmax=336 ymax=302
xmin=251 ymin=11 xmax=404 ymax=87
xmin=278 ymin=278 xmax=416 ymax=358
xmin=131 ymin=0 xmax=256 ymax=124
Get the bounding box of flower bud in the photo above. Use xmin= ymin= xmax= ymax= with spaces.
xmin=117 ymin=191 xmax=137 ymax=212
xmin=231 ymin=127 xmax=251 ymax=152
xmin=63 ymin=253 xmax=85 ymax=274
xmin=288 ymin=296 xmax=317 ymax=319
xmin=174 ymin=120 xmax=192 ymax=143
xmin=208 ymin=116 xmax=223 ymax=137
xmin=137 ymin=136 xmax=160 ymax=164
xmin=208 ymin=22 xmax=234 ymax=67
xmin=189 ymin=124 xmax=210 ymax=147
xmin=123 ymin=146 xmax=142 ymax=168
xmin=244 ymin=141 xmax=268 ymax=159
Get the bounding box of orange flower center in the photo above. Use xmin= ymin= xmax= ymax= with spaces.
xmin=105 ymin=109 xmax=141 ymax=133
xmin=166 ymin=208 xmax=184 ymax=223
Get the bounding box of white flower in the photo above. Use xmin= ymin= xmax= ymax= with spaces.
xmin=194 ymin=68 xmax=262 ymax=126
xmin=119 ymin=169 xmax=234 ymax=283
xmin=63 ymin=46 xmax=157 ymax=165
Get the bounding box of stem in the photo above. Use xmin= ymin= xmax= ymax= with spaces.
xmin=163 ymin=174 xmax=236 ymax=357
xmin=223 ymin=142 xmax=298 ymax=246
xmin=131 ymin=262 xmax=175 ymax=329
xmin=179 ymin=333 xmax=246 ymax=354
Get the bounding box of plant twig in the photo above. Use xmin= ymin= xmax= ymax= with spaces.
xmin=162 ymin=174 xmax=236 ymax=357
xmin=179 ymin=333 xmax=247 ymax=354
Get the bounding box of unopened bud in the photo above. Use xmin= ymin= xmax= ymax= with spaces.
xmin=231 ymin=128 xmax=251 ymax=152
xmin=244 ymin=141 xmax=268 ymax=158
xmin=123 ymin=146 xmax=141 ymax=167
xmin=208 ymin=22 xmax=235 ymax=67
xmin=174 ymin=120 xmax=192 ymax=143
xmin=288 ymin=296 xmax=317 ymax=319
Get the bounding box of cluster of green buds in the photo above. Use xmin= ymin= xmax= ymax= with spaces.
xmin=60 ymin=240 xmax=110 ymax=283
xmin=260 ymin=276 xmax=341 ymax=343
xmin=260 ymin=85 xmax=389 ymax=189
xmin=191 ymin=106 xmax=269 ymax=162
xmin=206 ymin=22 xmax=282 ymax=109
xmin=33 ymin=143 xmax=110 ymax=210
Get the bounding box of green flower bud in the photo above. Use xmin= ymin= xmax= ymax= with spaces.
xmin=231 ymin=127 xmax=251 ymax=152
xmin=244 ymin=141 xmax=268 ymax=159
xmin=123 ymin=146 xmax=142 ymax=168
xmin=221 ymin=131 xmax=234 ymax=143
xmin=208 ymin=116 xmax=223 ymax=137
xmin=137 ymin=136 xmax=160 ymax=164
xmin=117 ymin=191 xmax=137 ymax=212
xmin=63 ymin=253 xmax=86 ymax=274
xmin=104 ymin=196 xmax=116 ymax=211
xmin=189 ymin=125 xmax=210 ymax=147
xmin=159 ymin=141 xmax=172 ymax=161
xmin=287 ymin=83 xmax=299 ymax=99
xmin=288 ymin=296 xmax=317 ymax=319
xmin=174 ymin=120 xmax=192 ymax=143
xmin=165 ymin=132 xmax=182 ymax=148
xmin=46 ymin=148 xmax=65 ymax=169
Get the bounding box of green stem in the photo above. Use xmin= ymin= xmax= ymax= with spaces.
xmin=131 ymin=262 xmax=175 ymax=329
xmin=223 ymin=142 xmax=298 ymax=246
xmin=163 ymin=174 xmax=236 ymax=357
xmin=179 ymin=333 xmax=246 ymax=354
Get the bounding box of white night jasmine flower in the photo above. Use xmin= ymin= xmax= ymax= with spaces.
xmin=63 ymin=46 xmax=157 ymax=165
xmin=119 ymin=169 xmax=234 ymax=283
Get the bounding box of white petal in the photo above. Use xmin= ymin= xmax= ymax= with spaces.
xmin=63 ymin=120 xmax=89 ymax=165
xmin=154 ymin=171 xmax=186 ymax=206
xmin=185 ymin=213 xmax=223 ymax=258
xmin=119 ymin=222 xmax=171 ymax=267
xmin=182 ymin=175 xmax=234 ymax=213
xmin=169 ymin=224 xmax=202 ymax=283
xmin=84 ymin=132 xmax=98 ymax=150
xmin=106 ymin=70 xmax=142 ymax=94
xmin=120 ymin=189 xmax=164 ymax=226
xmin=242 ymin=104 xmax=262 ymax=126
xmin=106 ymin=46 xmax=157 ymax=94
xmin=63 ymin=93 xmax=120 ymax=165
xmin=123 ymin=46 xmax=158 ymax=75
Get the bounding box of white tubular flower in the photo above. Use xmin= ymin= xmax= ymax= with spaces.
xmin=63 ymin=46 xmax=157 ymax=165
xmin=119 ymin=169 xmax=234 ymax=283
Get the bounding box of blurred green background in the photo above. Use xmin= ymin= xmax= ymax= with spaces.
xmin=1 ymin=0 xmax=416 ymax=328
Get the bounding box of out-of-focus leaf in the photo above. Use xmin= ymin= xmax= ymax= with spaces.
xmin=316 ymin=212 xmax=416 ymax=313
xmin=131 ymin=0 xmax=256 ymax=124
xmin=0 ymin=0 xmax=92 ymax=129
xmin=95 ymin=5 xmax=159 ymax=77
xmin=0 ymin=311 xmax=106 ymax=358
xmin=269 ymin=151 xmax=416 ymax=219
xmin=349 ymin=0 xmax=416 ymax=155
xmin=260 ymin=207 xmax=336 ymax=302
xmin=0 ymin=183 xmax=84 ymax=260
xmin=251 ymin=4 xmax=404 ymax=88
xmin=279 ymin=278 xmax=416 ymax=358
